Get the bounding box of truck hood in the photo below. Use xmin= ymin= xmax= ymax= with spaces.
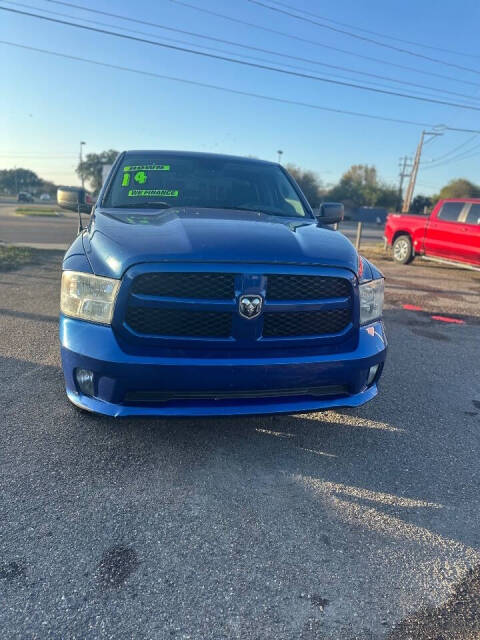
xmin=83 ymin=207 xmax=359 ymax=278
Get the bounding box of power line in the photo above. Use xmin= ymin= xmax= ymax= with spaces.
xmin=8 ymin=1 xmax=479 ymax=102
xmin=249 ymin=0 xmax=480 ymax=77
xmin=416 ymin=182 xmax=440 ymax=189
xmin=3 ymin=39 xmax=480 ymax=134
xmin=422 ymin=151 xmax=480 ymax=170
xmin=3 ymin=0 xmax=477 ymax=103
xmin=3 ymin=6 xmax=480 ymax=112
xmin=167 ymin=0 xmax=480 ymax=89
xmin=422 ymin=144 xmax=480 ymax=170
xmin=264 ymin=0 xmax=480 ymax=60
xmin=421 ymin=135 xmax=480 ymax=164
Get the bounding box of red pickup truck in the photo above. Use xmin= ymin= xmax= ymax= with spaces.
xmin=384 ymin=199 xmax=480 ymax=268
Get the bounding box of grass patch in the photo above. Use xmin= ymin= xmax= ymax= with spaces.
xmin=15 ymin=207 xmax=61 ymax=216
xmin=16 ymin=206 xmax=58 ymax=213
xmin=359 ymin=242 xmax=392 ymax=262
xmin=0 ymin=246 xmax=65 ymax=272
xmin=0 ymin=245 xmax=35 ymax=271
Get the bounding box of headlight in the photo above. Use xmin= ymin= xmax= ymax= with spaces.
xmin=359 ymin=278 xmax=384 ymax=325
xmin=61 ymin=271 xmax=120 ymax=324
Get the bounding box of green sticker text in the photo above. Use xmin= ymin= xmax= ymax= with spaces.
xmin=123 ymin=164 xmax=170 ymax=172
xmin=134 ymin=171 xmax=148 ymax=184
xmin=128 ymin=189 xmax=179 ymax=197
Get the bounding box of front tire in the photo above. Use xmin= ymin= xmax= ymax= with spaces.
xmin=392 ymin=235 xmax=414 ymax=264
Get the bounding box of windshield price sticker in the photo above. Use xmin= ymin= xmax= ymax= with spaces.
xmin=123 ymin=165 xmax=170 ymax=172
xmin=122 ymin=165 xmax=171 ymax=188
xmin=127 ymin=189 xmax=179 ymax=197
xmin=133 ymin=171 xmax=148 ymax=184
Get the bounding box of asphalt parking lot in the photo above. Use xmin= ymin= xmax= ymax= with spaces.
xmin=0 ymin=200 xmax=77 ymax=249
xmin=1 ymin=252 xmax=479 ymax=639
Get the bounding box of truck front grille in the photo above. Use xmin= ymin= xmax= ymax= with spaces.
xmin=131 ymin=272 xmax=235 ymax=299
xmin=123 ymin=270 xmax=353 ymax=341
xmin=263 ymin=309 xmax=351 ymax=337
xmin=125 ymin=308 xmax=232 ymax=337
xmin=124 ymin=385 xmax=349 ymax=403
xmin=267 ymin=274 xmax=350 ymax=300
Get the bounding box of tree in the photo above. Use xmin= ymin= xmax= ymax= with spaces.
xmin=77 ymin=149 xmax=118 ymax=193
xmin=342 ymin=164 xmax=378 ymax=187
xmin=327 ymin=164 xmax=375 ymax=207
xmin=0 ymin=168 xmax=42 ymax=194
xmin=411 ymin=195 xmax=432 ymax=214
xmin=285 ymin=164 xmax=324 ymax=208
xmin=327 ymin=164 xmax=396 ymax=209
xmin=375 ymin=186 xmax=398 ymax=209
xmin=433 ymin=178 xmax=480 ymax=202
xmin=39 ymin=179 xmax=58 ymax=197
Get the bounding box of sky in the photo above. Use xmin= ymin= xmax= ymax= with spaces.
xmin=1 ymin=0 xmax=480 ymax=196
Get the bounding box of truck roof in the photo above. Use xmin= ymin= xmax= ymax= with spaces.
xmin=122 ymin=150 xmax=277 ymax=166
xmin=436 ymin=197 xmax=480 ymax=203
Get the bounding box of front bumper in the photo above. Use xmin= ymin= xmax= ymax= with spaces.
xmin=60 ymin=316 xmax=387 ymax=417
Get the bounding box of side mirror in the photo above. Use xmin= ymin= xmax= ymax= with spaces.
xmin=57 ymin=186 xmax=94 ymax=234
xmin=315 ymin=202 xmax=344 ymax=225
xmin=57 ymin=186 xmax=93 ymax=214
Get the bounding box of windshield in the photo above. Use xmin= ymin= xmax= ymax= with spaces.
xmin=103 ymin=154 xmax=310 ymax=217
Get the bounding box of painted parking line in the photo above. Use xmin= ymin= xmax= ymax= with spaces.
xmin=403 ymin=304 xmax=424 ymax=311
xmin=431 ymin=315 xmax=466 ymax=325
xmin=402 ymin=304 xmax=467 ymax=325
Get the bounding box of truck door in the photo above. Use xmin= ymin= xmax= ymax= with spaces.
xmin=423 ymin=201 xmax=467 ymax=260
xmin=458 ymin=203 xmax=480 ymax=265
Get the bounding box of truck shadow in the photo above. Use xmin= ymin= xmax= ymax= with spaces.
xmin=0 ymin=308 xmax=58 ymax=323
xmin=1 ymin=353 xmax=478 ymax=536
xmin=386 ymin=563 xmax=480 ymax=639
xmin=1 ymin=352 xmax=477 ymax=553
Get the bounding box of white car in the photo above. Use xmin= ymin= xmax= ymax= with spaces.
xmin=39 ymin=193 xmax=51 ymax=201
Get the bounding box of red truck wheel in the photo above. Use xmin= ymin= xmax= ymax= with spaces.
xmin=393 ymin=235 xmax=414 ymax=264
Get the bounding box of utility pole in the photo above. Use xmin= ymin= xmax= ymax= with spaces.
xmin=277 ymin=149 xmax=283 ymax=164
xmin=402 ymin=130 xmax=442 ymax=213
xmin=397 ymin=156 xmax=412 ymax=212
xmin=79 ymin=141 xmax=86 ymax=189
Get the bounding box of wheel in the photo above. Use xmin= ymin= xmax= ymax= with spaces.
xmin=392 ymin=235 xmax=414 ymax=264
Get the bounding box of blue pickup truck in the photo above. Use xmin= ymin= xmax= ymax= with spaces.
xmin=59 ymin=151 xmax=386 ymax=417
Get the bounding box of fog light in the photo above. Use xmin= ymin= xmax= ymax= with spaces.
xmin=75 ymin=368 xmax=94 ymax=396
xmin=367 ymin=364 xmax=379 ymax=386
